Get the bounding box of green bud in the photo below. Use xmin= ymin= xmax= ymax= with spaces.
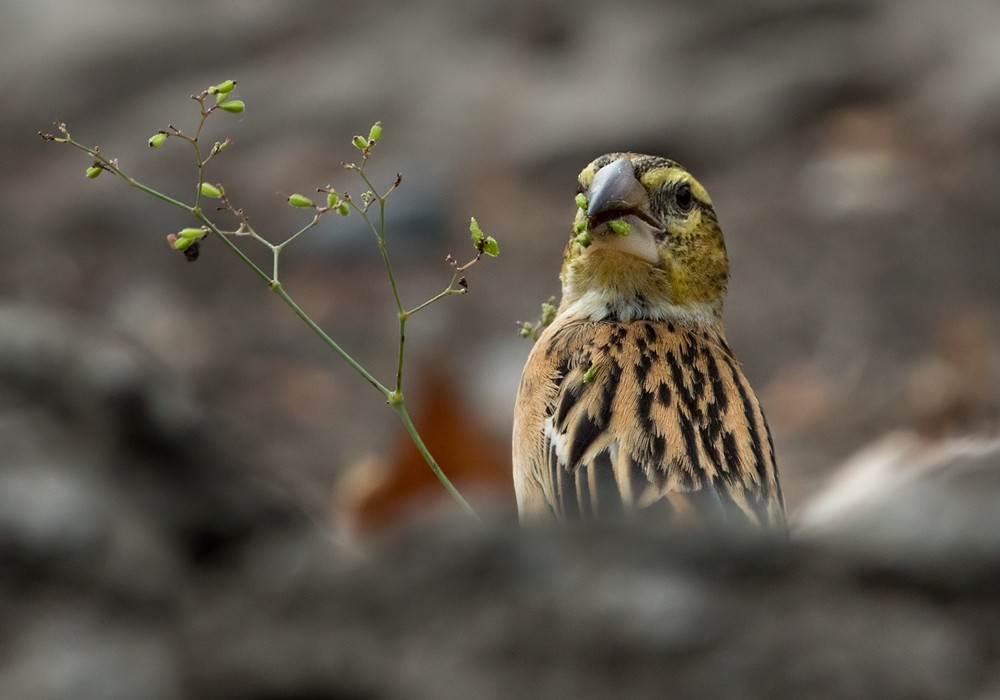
xmin=211 ymin=139 xmax=232 ymax=155
xmin=575 ymin=231 xmax=592 ymax=247
xmin=469 ymin=217 xmax=484 ymax=246
xmin=218 ymin=100 xmax=245 ymax=113
xmin=173 ymin=236 xmax=194 ymax=251
xmin=178 ymin=227 xmax=206 ymax=239
xmin=540 ymin=302 xmax=556 ymax=326
xmin=582 ymin=362 xmax=599 ymax=383
xmin=518 ymin=322 xmax=535 ymax=339
xmin=85 ymin=165 xmax=102 ymax=179
xmin=608 ymin=219 xmax=631 ymax=237
xmin=200 ymin=182 xmax=223 ymax=198
xmin=288 ymin=194 xmax=315 ymax=208
xmin=148 ymin=132 xmax=168 ymax=148
xmin=482 ymin=236 xmax=500 ymax=257
xmin=573 ymin=219 xmax=587 ymax=234
xmin=368 ymin=122 xmax=382 ymax=143
xmin=575 ymin=193 xmax=588 ymax=210
xmin=209 ymin=79 xmax=236 ymax=95
xmin=336 ymin=202 xmax=350 ymax=216
xmin=352 ymin=135 xmax=368 ymax=150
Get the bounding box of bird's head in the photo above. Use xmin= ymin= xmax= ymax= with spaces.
xmin=560 ymin=153 xmax=729 ymax=326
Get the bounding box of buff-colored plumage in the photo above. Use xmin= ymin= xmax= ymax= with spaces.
xmin=513 ymin=153 xmax=785 ymax=530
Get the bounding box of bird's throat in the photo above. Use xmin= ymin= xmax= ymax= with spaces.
xmin=560 ymin=248 xmax=723 ymax=326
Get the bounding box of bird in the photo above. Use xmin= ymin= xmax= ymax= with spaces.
xmin=512 ymin=153 xmax=785 ymax=531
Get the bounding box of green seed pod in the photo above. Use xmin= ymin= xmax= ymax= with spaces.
xmin=178 ymin=227 xmax=206 ymax=239
xmin=85 ymin=165 xmax=102 ymax=179
xmin=368 ymin=122 xmax=382 ymax=143
xmin=608 ymin=219 xmax=631 ymax=237
xmin=218 ymin=100 xmax=245 ymax=113
xmin=336 ymin=202 xmax=350 ymax=216
xmin=540 ymin=302 xmax=556 ymax=326
xmin=210 ymin=79 xmax=236 ymax=95
xmin=287 ymin=193 xmax=315 ymax=208
xmin=469 ymin=217 xmax=484 ymax=246
xmin=200 ymin=182 xmax=223 ymax=198
xmin=482 ymin=236 xmax=500 ymax=257
xmin=327 ymin=191 xmax=339 ymax=209
xmin=352 ymin=135 xmax=368 ymax=150
xmin=148 ymin=132 xmax=168 ymax=148
xmin=575 ymin=193 xmax=588 ymax=210
xmin=173 ymin=236 xmax=194 ymax=251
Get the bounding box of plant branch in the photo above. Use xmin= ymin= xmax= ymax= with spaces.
xmin=393 ymin=401 xmax=483 ymax=523
xmin=42 ymin=101 xmax=491 ymax=523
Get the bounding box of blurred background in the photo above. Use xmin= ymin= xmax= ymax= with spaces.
xmin=4 ymin=0 xmax=1000 ymax=524
xmin=4 ymin=0 xmax=1000 ymax=697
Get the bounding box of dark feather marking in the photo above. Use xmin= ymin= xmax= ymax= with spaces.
xmin=635 ymin=335 xmax=648 ymax=355
xmin=591 ymin=450 xmax=624 ymax=517
xmin=766 ymin=424 xmax=783 ymax=505
xmin=656 ymin=381 xmax=671 ymax=407
xmin=561 ymin=463 xmax=580 ymax=519
xmin=543 ymin=431 xmax=559 ymax=518
xmin=702 ymin=345 xmax=728 ymax=414
xmin=626 ymin=454 xmax=647 ymax=499
xmin=568 ymin=413 xmax=602 ymax=470
xmin=691 ymin=364 xmax=706 ymax=400
xmin=666 ymin=350 xmax=697 ymax=412
xmin=609 ymin=325 xmax=627 ymax=350
xmin=555 ymin=381 xmax=583 ymax=427
xmin=576 ymin=466 xmax=592 ymax=518
xmin=721 ymin=431 xmax=739 ymax=470
xmin=679 ymin=410 xmax=700 ymax=476
xmin=637 ymin=388 xmax=655 ymax=433
xmin=704 ymin=397 xmax=723 ymax=444
xmin=597 ymin=360 xmax=621 ymax=429
xmin=700 ymin=423 xmax=723 ymax=473
xmin=635 ymin=352 xmax=653 ymax=385
xmin=676 ymin=457 xmax=700 ymax=490
xmin=726 ymin=357 xmax=771 ymax=503
xmin=650 ymin=434 xmax=667 ymax=466
xmin=643 ymin=322 xmax=657 ymax=343
xmin=553 ymin=355 xmax=571 ymax=379
xmin=679 ymin=336 xmax=698 ymax=365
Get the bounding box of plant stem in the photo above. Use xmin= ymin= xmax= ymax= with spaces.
xmin=271 ymin=282 xmax=390 ymax=397
xmin=393 ymin=401 xmax=483 ymax=523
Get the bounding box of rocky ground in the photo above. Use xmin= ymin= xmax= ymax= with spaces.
xmin=2 ymin=0 xmax=1000 ymax=696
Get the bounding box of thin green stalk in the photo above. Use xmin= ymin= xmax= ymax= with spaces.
xmin=394 ymin=401 xmax=483 ymax=523
xmin=271 ymin=283 xmax=390 ymax=398
xmin=405 ymin=278 xmax=463 ymax=317
xmin=190 ymin=211 xmax=272 ymax=283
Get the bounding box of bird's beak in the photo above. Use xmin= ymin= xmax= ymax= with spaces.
xmin=587 ymin=158 xmax=649 ymax=221
xmin=585 ymin=158 xmax=664 ymax=241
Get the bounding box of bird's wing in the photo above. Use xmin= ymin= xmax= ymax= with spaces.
xmin=514 ymin=319 xmax=784 ymax=529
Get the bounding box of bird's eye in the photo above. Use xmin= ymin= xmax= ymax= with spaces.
xmin=675 ymin=183 xmax=694 ymax=212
